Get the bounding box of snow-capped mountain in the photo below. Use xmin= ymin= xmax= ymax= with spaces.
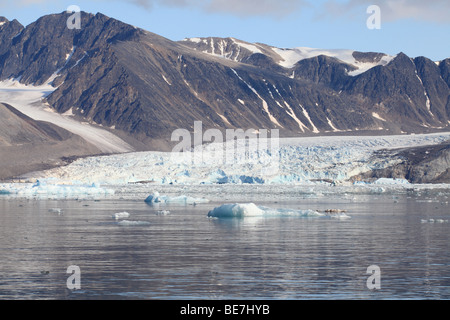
xmin=181 ymin=37 xmax=396 ymax=75
xmin=0 ymin=11 xmax=449 ymax=153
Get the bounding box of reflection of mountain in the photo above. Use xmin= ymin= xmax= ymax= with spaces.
xmin=0 ymin=12 xmax=448 ymax=151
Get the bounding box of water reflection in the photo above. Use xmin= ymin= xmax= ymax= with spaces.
xmin=0 ymin=194 xmax=449 ymax=299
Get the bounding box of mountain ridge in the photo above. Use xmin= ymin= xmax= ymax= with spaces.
xmin=0 ymin=11 xmax=449 ymax=151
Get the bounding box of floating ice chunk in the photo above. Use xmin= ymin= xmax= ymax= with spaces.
xmin=145 ymin=192 xmax=209 ymax=204
xmin=48 ymin=208 xmax=63 ymax=215
xmin=373 ymin=178 xmax=411 ymax=185
xmin=112 ymin=212 xmax=130 ymax=220
xmin=423 ymin=219 xmax=449 ymax=224
xmin=207 ymin=203 xmax=323 ymax=219
xmin=156 ymin=210 xmax=171 ymax=215
xmin=328 ymin=212 xmax=352 ymax=220
xmin=0 ymin=181 xmax=114 ymax=199
xmin=208 ymin=203 xmax=264 ymax=218
xmin=118 ymin=220 xmax=151 ymax=226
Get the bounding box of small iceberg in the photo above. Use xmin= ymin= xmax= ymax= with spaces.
xmin=207 ymin=203 xmax=324 ymax=219
xmin=373 ymin=178 xmax=411 ymax=185
xmin=207 ymin=203 xmax=265 ymax=218
xmin=156 ymin=210 xmax=171 ymax=216
xmin=145 ymin=192 xmax=209 ymax=205
xmin=421 ymin=219 xmax=449 ymax=224
xmin=0 ymin=180 xmax=114 ymax=199
xmin=112 ymin=212 xmax=130 ymax=220
xmin=48 ymin=208 xmax=63 ymax=215
xmin=118 ymin=220 xmax=151 ymax=226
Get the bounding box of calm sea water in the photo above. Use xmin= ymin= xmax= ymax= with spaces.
xmin=0 ymin=191 xmax=449 ymax=300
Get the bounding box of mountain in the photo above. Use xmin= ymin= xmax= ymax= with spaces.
xmin=0 ymin=102 xmax=101 ymax=179
xmin=351 ymin=141 xmax=450 ymax=184
xmin=0 ymin=12 xmax=449 ymax=151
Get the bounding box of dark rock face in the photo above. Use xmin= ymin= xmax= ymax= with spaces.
xmin=0 ymin=12 xmax=449 ymax=149
xmin=351 ymin=142 xmax=450 ymax=184
xmin=292 ymin=55 xmax=356 ymax=90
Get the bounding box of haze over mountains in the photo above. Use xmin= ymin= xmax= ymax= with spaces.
xmin=0 ymin=11 xmax=449 ymax=179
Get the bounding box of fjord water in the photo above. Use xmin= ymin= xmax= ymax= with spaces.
xmin=0 ymin=191 xmax=449 ymax=300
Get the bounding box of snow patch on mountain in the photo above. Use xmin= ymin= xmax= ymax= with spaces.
xmin=0 ymin=79 xmax=135 ymax=153
xmin=272 ymin=46 xmax=395 ymax=75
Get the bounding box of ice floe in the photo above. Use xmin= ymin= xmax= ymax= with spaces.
xmin=112 ymin=212 xmax=130 ymax=220
xmin=145 ymin=192 xmax=209 ymax=205
xmin=0 ymin=180 xmax=114 ymax=199
xmin=207 ymin=203 xmax=332 ymax=219
xmin=117 ymin=220 xmax=151 ymax=226
xmin=421 ymin=219 xmax=449 ymax=224
xmin=48 ymin=208 xmax=63 ymax=215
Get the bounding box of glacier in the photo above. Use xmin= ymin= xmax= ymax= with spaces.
xmin=1 ymin=132 xmax=449 ymax=201
xmin=21 ymin=132 xmax=450 ymax=186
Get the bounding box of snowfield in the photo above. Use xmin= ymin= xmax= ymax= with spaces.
xmin=0 ymin=79 xmax=134 ymax=153
xmin=272 ymin=47 xmax=395 ymax=75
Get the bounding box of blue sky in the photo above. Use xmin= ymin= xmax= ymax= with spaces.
xmin=1 ymin=0 xmax=449 ymax=61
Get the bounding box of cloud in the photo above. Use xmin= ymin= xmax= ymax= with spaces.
xmin=4 ymin=0 xmax=450 ymax=22
xmin=323 ymin=0 xmax=450 ymax=24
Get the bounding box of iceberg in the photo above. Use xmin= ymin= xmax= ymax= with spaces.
xmin=144 ymin=192 xmax=209 ymax=204
xmin=373 ymin=178 xmax=411 ymax=185
xmin=156 ymin=210 xmax=171 ymax=215
xmin=112 ymin=212 xmax=130 ymax=220
xmin=0 ymin=180 xmax=115 ymax=199
xmin=207 ymin=203 xmax=265 ymax=218
xmin=207 ymin=203 xmax=324 ymax=219
xmin=118 ymin=220 xmax=151 ymax=226
xmin=48 ymin=208 xmax=63 ymax=215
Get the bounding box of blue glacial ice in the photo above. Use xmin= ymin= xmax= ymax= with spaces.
xmin=0 ymin=179 xmax=114 ymax=199
xmin=207 ymin=203 xmax=327 ymax=219
xmin=112 ymin=212 xmax=131 ymax=220
xmin=117 ymin=220 xmax=151 ymax=226
xmin=145 ymin=192 xmax=210 ymax=204
xmin=23 ymin=133 xmax=450 ymax=187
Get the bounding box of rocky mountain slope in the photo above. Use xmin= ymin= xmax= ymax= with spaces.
xmin=0 ymin=12 xmax=449 ymax=150
xmin=351 ymin=141 xmax=450 ymax=184
xmin=0 ymin=102 xmax=101 ymax=179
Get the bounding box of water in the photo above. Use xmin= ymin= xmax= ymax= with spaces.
xmin=0 ymin=191 xmax=449 ymax=300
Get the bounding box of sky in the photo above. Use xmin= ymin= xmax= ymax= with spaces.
xmin=0 ymin=0 xmax=449 ymax=61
